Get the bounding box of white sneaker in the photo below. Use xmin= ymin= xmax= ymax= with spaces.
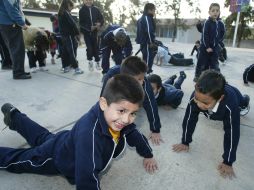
xmin=95 ymin=62 xmax=102 ymax=70
xmin=74 ymin=68 xmax=84 ymax=75
xmin=31 ymin=67 xmax=37 ymax=73
xmin=39 ymin=66 xmax=49 ymax=71
xmin=88 ymin=61 xmax=94 ymax=71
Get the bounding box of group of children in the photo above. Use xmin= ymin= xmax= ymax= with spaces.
xmin=0 ymin=1 xmax=252 ymax=189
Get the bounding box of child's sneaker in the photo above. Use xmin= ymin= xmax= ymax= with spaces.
xmin=63 ymin=66 xmax=70 ymax=73
xmin=88 ymin=61 xmax=94 ymax=71
xmin=74 ymin=68 xmax=84 ymax=75
xmin=95 ymin=62 xmax=102 ymax=70
xmin=39 ymin=66 xmax=49 ymax=71
xmin=31 ymin=67 xmax=37 ymax=73
xmin=1 ymin=103 xmax=20 ymax=129
xmin=180 ymin=71 xmax=187 ymax=79
xmin=169 ymin=74 xmax=177 ymax=81
xmin=240 ymin=95 xmax=250 ymax=116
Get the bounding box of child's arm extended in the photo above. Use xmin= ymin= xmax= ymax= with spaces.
xmin=219 ymin=105 xmax=240 ymax=178
xmin=126 ymin=129 xmax=158 ymax=174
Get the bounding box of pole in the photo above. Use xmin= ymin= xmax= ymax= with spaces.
xmin=232 ymin=11 xmax=241 ymax=47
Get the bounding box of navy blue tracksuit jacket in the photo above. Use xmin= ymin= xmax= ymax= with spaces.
xmin=79 ymin=5 xmax=104 ymax=62
xmin=181 ymin=84 xmax=246 ymax=166
xmin=100 ymin=25 xmax=132 ymax=74
xmin=136 ymin=13 xmax=156 ymax=73
xmin=195 ymin=17 xmax=224 ymax=78
xmin=101 ymin=65 xmax=161 ymax=133
xmin=243 ymin=64 xmax=254 ymax=84
xmin=0 ymin=103 xmax=153 ymax=190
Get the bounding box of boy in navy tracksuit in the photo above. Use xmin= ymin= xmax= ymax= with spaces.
xmin=243 ymin=64 xmax=254 ymax=84
xmin=58 ymin=0 xmax=83 ymax=74
xmin=79 ymin=0 xmax=104 ymax=71
xmin=100 ymin=24 xmax=132 ymax=75
xmin=147 ymin=72 xmax=187 ymax=109
xmin=136 ymin=3 xmax=157 ymax=74
xmin=173 ymin=70 xmax=250 ymax=178
xmin=194 ymin=3 xmax=224 ymax=81
xmin=101 ymin=56 xmax=163 ymax=145
xmin=0 ymin=75 xmax=158 ymax=190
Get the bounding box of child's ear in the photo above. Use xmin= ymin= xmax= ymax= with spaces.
xmin=99 ymin=97 xmax=108 ymax=111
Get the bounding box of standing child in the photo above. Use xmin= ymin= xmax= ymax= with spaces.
xmin=79 ymin=0 xmax=104 ymax=71
xmin=101 ymin=56 xmax=163 ymax=145
xmin=147 ymin=71 xmax=186 ymax=108
xmin=58 ymin=0 xmax=83 ymax=74
xmin=194 ymin=3 xmax=224 ymax=82
xmin=173 ymin=70 xmax=250 ymax=178
xmin=190 ymin=40 xmax=200 ymax=58
xmin=0 ymin=74 xmax=158 ymax=189
xmin=136 ymin=3 xmax=157 ymax=74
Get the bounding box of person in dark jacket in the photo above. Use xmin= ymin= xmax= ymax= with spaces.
xmin=172 ymin=70 xmax=250 ymax=178
xmin=243 ymin=64 xmax=254 ymax=85
xmin=147 ymin=71 xmax=187 ymax=109
xmin=190 ymin=40 xmax=200 ymax=58
xmin=79 ymin=0 xmax=104 ymax=71
xmin=101 ymin=56 xmax=163 ymax=145
xmin=58 ymin=0 xmax=83 ymax=74
xmin=0 ymin=74 xmax=158 ymax=190
xmin=194 ymin=3 xmax=224 ymax=81
xmin=0 ymin=0 xmax=31 ymax=79
xmin=136 ymin=3 xmax=157 ymax=74
xmin=100 ymin=24 xmax=132 ymax=75
xmin=0 ymin=32 xmax=12 ymax=70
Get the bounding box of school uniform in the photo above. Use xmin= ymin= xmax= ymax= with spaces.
xmin=100 ymin=25 xmax=132 ymax=74
xmin=79 ymin=4 xmax=104 ymax=62
xmin=195 ymin=17 xmax=222 ymax=78
xmin=101 ymin=65 xmax=161 ymax=133
xmin=0 ymin=32 xmax=12 ymax=69
xmin=58 ymin=10 xmax=79 ymax=69
xmin=181 ymin=84 xmax=248 ymax=166
xmin=243 ymin=64 xmax=254 ymax=84
xmin=156 ymin=77 xmax=184 ymax=108
xmin=136 ymin=13 xmax=156 ymax=73
xmin=0 ymin=102 xmax=153 ymax=190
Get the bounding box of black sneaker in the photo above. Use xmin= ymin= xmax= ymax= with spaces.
xmin=13 ymin=74 xmax=32 ymax=80
xmin=240 ymin=95 xmax=250 ymax=116
xmin=1 ymin=103 xmax=19 ymax=129
xmin=180 ymin=71 xmax=187 ymax=79
xmin=169 ymin=74 xmax=177 ymax=81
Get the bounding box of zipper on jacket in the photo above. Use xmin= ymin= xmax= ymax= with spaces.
xmin=101 ymin=140 xmax=116 ymax=172
xmin=89 ymin=7 xmax=93 ymax=27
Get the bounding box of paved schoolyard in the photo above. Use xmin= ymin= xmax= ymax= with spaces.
xmin=0 ymin=41 xmax=253 ymax=190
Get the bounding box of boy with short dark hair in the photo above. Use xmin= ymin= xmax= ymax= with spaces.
xmin=0 ymin=74 xmax=158 ymax=190
xmin=136 ymin=3 xmax=157 ymax=74
xmin=102 ymin=56 xmax=163 ymax=145
xmin=173 ymin=70 xmax=250 ymax=178
xmin=194 ymin=3 xmax=223 ymax=81
xmin=147 ymin=72 xmax=186 ymax=108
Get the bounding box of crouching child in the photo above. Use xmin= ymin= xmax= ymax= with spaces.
xmin=0 ymin=74 xmax=158 ymax=190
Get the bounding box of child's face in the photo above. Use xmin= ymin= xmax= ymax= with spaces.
xmin=194 ymin=90 xmax=223 ymax=111
xmin=209 ymin=6 xmax=220 ymax=20
xmin=150 ymin=82 xmax=160 ymax=96
xmin=133 ymin=73 xmax=145 ymax=86
xmin=148 ymin=9 xmax=156 ymax=17
xmin=100 ymin=98 xmax=140 ymax=131
xmin=84 ymin=0 xmax=93 ymax=7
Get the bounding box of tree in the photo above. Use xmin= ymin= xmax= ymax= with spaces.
xmin=224 ymin=0 xmax=254 ymax=47
xmin=155 ymin=0 xmax=201 ymax=42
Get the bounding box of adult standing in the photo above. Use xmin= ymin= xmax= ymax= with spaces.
xmin=79 ymin=0 xmax=104 ymax=71
xmin=0 ymin=0 xmax=31 ymax=79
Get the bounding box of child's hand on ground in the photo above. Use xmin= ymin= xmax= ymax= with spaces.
xmin=143 ymin=158 xmax=158 ymax=174
xmin=149 ymin=132 xmax=164 ymax=145
xmin=206 ymin=48 xmax=213 ymax=53
xmin=217 ymin=163 xmax=236 ymax=179
xmin=172 ymin=143 xmax=189 ymax=152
